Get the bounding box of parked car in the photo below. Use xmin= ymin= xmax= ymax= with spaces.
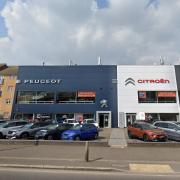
xmin=61 ymin=124 xmax=98 ymax=141
xmin=153 ymin=121 xmax=180 ymax=141
xmin=54 ymin=118 xmax=66 ymax=124
xmin=0 ymin=120 xmax=28 ymax=139
xmin=7 ymin=121 xmax=52 ymax=139
xmin=63 ymin=119 xmax=79 ymax=126
xmin=0 ymin=120 xmax=6 ymax=125
xmin=128 ymin=122 xmax=167 ymax=142
xmin=83 ymin=119 xmax=99 ymax=128
xmin=35 ymin=123 xmax=74 ymax=140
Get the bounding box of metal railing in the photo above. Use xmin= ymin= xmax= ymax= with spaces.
xmin=18 ymin=100 xmax=95 ymax=104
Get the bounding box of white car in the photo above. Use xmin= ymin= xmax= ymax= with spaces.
xmin=83 ymin=119 xmax=99 ymax=128
xmin=63 ymin=119 xmax=79 ymax=126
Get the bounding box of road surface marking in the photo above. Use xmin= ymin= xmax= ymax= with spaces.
xmin=129 ymin=163 xmax=174 ymax=173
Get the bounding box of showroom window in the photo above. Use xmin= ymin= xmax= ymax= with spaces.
xmin=157 ymin=91 xmax=176 ymax=103
xmin=83 ymin=113 xmax=95 ymax=119
xmin=77 ymin=91 xmax=96 ymax=103
xmin=16 ymin=91 xmax=54 ymax=104
xmin=138 ymin=91 xmax=156 ymax=103
xmin=56 ymin=114 xmax=74 ymax=119
xmin=57 ymin=92 xmax=76 ymax=103
xmin=57 ymin=91 xmax=96 ymax=103
xmin=138 ymin=91 xmax=176 ymax=103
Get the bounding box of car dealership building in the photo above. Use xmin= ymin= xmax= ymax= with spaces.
xmin=117 ymin=66 xmax=180 ymax=128
xmin=12 ymin=65 xmax=118 ymax=128
xmin=0 ymin=64 xmax=180 ymax=128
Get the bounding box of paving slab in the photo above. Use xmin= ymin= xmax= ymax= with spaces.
xmin=108 ymin=128 xmax=127 ymax=147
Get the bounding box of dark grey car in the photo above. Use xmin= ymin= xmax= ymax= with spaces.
xmin=7 ymin=121 xmax=52 ymax=139
xmin=153 ymin=121 xmax=180 ymax=141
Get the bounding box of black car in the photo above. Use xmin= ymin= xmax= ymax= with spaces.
xmin=35 ymin=123 xmax=74 ymax=140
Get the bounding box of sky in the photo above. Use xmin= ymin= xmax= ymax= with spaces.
xmin=0 ymin=0 xmax=180 ymax=65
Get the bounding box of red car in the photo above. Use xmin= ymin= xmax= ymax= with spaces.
xmin=128 ymin=122 xmax=167 ymax=142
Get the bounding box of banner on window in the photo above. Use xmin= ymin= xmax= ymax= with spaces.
xmin=77 ymin=91 xmax=96 ymax=97
xmin=157 ymin=91 xmax=176 ymax=97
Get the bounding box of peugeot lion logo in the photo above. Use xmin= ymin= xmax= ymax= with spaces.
xmin=125 ymin=78 xmax=135 ymax=86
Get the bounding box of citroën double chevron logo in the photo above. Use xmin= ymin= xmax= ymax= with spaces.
xmin=125 ymin=78 xmax=135 ymax=86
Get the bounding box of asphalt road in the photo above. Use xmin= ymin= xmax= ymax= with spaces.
xmin=0 ymin=168 xmax=180 ymax=180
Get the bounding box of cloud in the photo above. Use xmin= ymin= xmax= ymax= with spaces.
xmin=146 ymin=0 xmax=159 ymax=9
xmin=0 ymin=0 xmax=180 ymax=65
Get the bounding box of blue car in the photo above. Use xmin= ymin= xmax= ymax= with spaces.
xmin=61 ymin=124 xmax=98 ymax=140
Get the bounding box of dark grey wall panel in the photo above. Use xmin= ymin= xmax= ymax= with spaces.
xmin=12 ymin=65 xmax=118 ymax=127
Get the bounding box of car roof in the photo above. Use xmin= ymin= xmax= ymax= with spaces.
xmin=154 ymin=121 xmax=177 ymax=124
xmin=133 ymin=121 xmax=150 ymax=125
xmin=7 ymin=120 xmax=27 ymax=123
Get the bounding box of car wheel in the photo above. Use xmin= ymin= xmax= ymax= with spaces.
xmin=74 ymin=136 xmax=80 ymax=141
xmin=47 ymin=135 xmax=53 ymax=140
xmin=0 ymin=133 xmax=3 ymax=139
xmin=94 ymin=133 xmax=98 ymax=139
xmin=143 ymin=134 xmax=149 ymax=142
xmin=20 ymin=133 xmax=29 ymax=139
xmin=162 ymin=137 xmax=168 ymax=142
xmin=128 ymin=131 xmax=133 ymax=139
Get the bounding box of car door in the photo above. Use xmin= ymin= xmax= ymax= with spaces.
xmin=14 ymin=121 xmax=27 ymax=129
xmin=29 ymin=123 xmax=42 ymax=137
xmin=81 ymin=124 xmax=90 ymax=140
xmin=87 ymin=124 xmax=95 ymax=139
xmin=54 ymin=124 xmax=66 ymax=139
xmin=135 ymin=124 xmax=144 ymax=138
xmin=154 ymin=122 xmax=170 ymax=137
xmin=167 ymin=123 xmax=180 ymax=141
xmin=2 ymin=122 xmax=17 ymax=136
xmin=131 ymin=124 xmax=142 ymax=138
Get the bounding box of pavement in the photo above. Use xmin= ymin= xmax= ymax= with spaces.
xmin=0 ymin=144 xmax=180 ymax=174
xmin=0 ymin=128 xmax=180 ymax=174
xmin=108 ymin=128 xmax=127 ymax=147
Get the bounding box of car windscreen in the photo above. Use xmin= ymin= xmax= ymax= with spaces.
xmin=22 ymin=123 xmax=34 ymax=129
xmin=46 ymin=124 xmax=58 ymax=130
xmin=0 ymin=122 xmax=9 ymax=128
xmin=70 ymin=124 xmax=82 ymax=130
xmin=141 ymin=124 xmax=156 ymax=130
xmin=68 ymin=120 xmax=76 ymax=123
xmin=86 ymin=120 xmax=95 ymax=123
xmin=175 ymin=122 xmax=180 ymax=126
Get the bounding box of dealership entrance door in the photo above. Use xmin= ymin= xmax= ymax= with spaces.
xmin=126 ymin=113 xmax=136 ymax=126
xmin=96 ymin=111 xmax=111 ymax=128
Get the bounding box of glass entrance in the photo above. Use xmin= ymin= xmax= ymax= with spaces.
xmin=97 ymin=112 xmax=111 ymax=128
xmin=126 ymin=113 xmax=136 ymax=126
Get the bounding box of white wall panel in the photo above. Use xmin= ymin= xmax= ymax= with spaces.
xmin=117 ymin=65 xmax=179 ymax=126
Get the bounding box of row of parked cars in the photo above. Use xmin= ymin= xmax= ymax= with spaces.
xmin=128 ymin=121 xmax=180 ymax=142
xmin=0 ymin=119 xmax=99 ymax=141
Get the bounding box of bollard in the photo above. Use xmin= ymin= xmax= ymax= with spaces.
xmin=34 ymin=136 xmax=39 ymax=146
xmin=84 ymin=141 xmax=89 ymax=162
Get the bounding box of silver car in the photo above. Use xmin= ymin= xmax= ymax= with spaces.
xmin=0 ymin=120 xmax=28 ymax=138
xmin=153 ymin=121 xmax=180 ymax=141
